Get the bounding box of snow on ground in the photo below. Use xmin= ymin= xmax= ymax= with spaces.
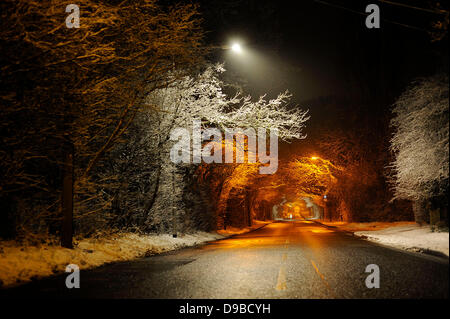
xmin=0 ymin=231 xmax=224 ymax=288
xmin=322 ymin=221 xmax=449 ymax=257
xmin=320 ymin=221 xmax=416 ymax=232
xmin=0 ymin=220 xmax=271 ymax=288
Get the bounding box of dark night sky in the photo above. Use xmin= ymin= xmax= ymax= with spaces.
xmin=198 ymin=0 xmax=448 ymax=159
xmin=200 ymin=0 xmax=448 ymax=104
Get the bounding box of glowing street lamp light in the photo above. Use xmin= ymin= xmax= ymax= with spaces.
xmin=231 ymin=43 xmax=242 ymax=54
xmin=311 ymin=156 xmax=319 ymax=160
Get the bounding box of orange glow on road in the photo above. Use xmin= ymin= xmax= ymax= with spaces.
xmin=310 ymin=229 xmax=333 ymax=233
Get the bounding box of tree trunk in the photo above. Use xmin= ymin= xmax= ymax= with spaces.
xmin=413 ymin=199 xmax=428 ymax=226
xmin=144 ymin=164 xmax=161 ymax=215
xmin=61 ymin=142 xmax=74 ymax=248
xmin=0 ymin=196 xmax=16 ymax=239
xmin=171 ymin=167 xmax=177 ymax=236
xmin=217 ymin=181 xmax=233 ymax=230
xmin=246 ymin=191 xmax=252 ymax=227
xmin=245 ymin=192 xmax=252 ymax=227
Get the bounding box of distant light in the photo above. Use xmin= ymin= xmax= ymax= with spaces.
xmin=311 ymin=156 xmax=319 ymax=160
xmin=231 ymin=43 xmax=242 ymax=53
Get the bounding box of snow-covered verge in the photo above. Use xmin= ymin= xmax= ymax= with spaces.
xmin=0 ymin=220 xmax=273 ymax=289
xmin=321 ymin=221 xmax=449 ymax=257
xmin=320 ymin=221 xmax=416 ymax=232
xmin=216 ymin=220 xmax=271 ymax=236
xmin=0 ymin=231 xmax=224 ymax=288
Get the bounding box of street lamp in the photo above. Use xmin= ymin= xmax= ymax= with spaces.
xmin=231 ymin=43 xmax=242 ymax=54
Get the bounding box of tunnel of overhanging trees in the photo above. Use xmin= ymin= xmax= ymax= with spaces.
xmin=0 ymin=0 xmax=447 ymax=248
xmin=194 ymin=137 xmax=403 ymax=230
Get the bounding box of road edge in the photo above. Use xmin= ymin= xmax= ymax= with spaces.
xmin=311 ymin=220 xmax=449 ymax=262
xmin=0 ymin=221 xmax=273 ymax=290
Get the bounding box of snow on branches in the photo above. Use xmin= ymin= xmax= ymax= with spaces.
xmin=146 ymin=64 xmax=309 ymax=143
xmin=389 ymin=74 xmax=449 ymax=201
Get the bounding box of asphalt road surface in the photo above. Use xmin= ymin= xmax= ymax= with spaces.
xmin=2 ymin=221 xmax=448 ymax=298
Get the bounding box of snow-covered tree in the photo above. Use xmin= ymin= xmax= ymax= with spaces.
xmin=388 ymin=75 xmax=449 ymax=223
xmin=114 ymin=64 xmax=309 ymax=233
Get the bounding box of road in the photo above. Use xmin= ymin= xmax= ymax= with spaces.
xmin=2 ymin=221 xmax=448 ymax=298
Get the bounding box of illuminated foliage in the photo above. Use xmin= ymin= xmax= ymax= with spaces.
xmin=284 ymin=157 xmax=339 ymax=197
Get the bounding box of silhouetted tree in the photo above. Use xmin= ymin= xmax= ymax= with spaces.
xmin=0 ymin=0 xmax=203 ymax=244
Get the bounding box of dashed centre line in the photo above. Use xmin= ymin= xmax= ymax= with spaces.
xmin=310 ymin=259 xmax=330 ymax=289
xmin=275 ymin=238 xmax=290 ymax=291
xmin=275 ymin=266 xmax=287 ymax=290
